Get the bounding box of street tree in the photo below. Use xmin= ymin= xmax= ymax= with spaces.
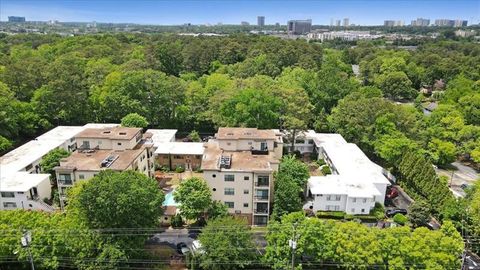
xmin=174 ymin=177 xmax=213 ymax=221
xmin=198 ymin=217 xmax=257 ymax=270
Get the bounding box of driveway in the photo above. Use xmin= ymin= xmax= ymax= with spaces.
xmin=436 ymin=161 xmax=479 ymax=197
xmin=149 ymin=228 xmax=196 ymax=247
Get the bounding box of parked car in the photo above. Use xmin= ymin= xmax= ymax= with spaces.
xmin=176 ymin=242 xmax=189 ymax=255
xmin=386 ymin=187 xmax=399 ymax=199
xmin=461 ymin=183 xmax=471 ymax=190
xmin=191 ymin=240 xmax=204 ymax=254
xmin=385 ymin=209 xmax=407 ymax=217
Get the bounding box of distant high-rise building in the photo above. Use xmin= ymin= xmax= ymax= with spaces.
xmin=411 ymin=18 xmax=430 ymax=26
xmin=335 ymin=20 xmax=341 ymax=27
xmin=330 ymin=18 xmax=334 ymax=26
xmin=8 ymin=16 xmax=26 ymax=22
xmin=241 ymin=21 xmax=250 ymax=26
xmin=384 ymin=20 xmax=403 ymax=27
xmin=287 ymin=19 xmax=312 ymax=35
xmin=384 ymin=20 xmax=395 ymax=27
xmin=343 ymin=18 xmax=350 ymax=27
xmin=454 ymin=19 xmax=468 ymax=27
xmin=257 ymin=16 xmax=265 ymax=27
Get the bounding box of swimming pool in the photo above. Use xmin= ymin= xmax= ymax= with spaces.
xmin=163 ymin=190 xmax=179 ymax=206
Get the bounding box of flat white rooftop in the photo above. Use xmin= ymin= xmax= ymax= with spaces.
xmin=146 ymin=129 xmax=177 ymax=146
xmin=308 ymin=175 xmax=381 ymax=198
xmin=321 ymin=143 xmax=390 ymax=185
xmin=154 ymin=142 xmax=204 ymax=156
xmin=1 ymin=172 xmax=50 ymax=192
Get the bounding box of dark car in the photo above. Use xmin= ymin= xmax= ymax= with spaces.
xmin=385 ymin=209 xmax=407 ymax=217
xmin=188 ymin=229 xmax=201 ymax=239
xmin=176 ymin=242 xmax=189 ymax=255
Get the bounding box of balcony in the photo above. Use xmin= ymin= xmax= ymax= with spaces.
xmin=58 ymin=180 xmax=73 ymax=185
xmin=254 ymin=208 xmax=269 ymax=214
xmin=251 ymin=149 xmax=269 ymax=155
xmin=255 ymin=179 xmax=269 ymax=187
xmin=254 ymin=195 xmax=269 ymax=201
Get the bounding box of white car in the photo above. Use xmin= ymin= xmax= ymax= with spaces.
xmin=191 ymin=240 xmax=204 ymax=254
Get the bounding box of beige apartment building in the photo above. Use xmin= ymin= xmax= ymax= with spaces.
xmin=55 ymin=126 xmax=154 ymax=208
xmin=201 ymin=128 xmax=283 ymax=225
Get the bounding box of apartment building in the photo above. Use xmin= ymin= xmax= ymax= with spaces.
xmin=302 ymin=132 xmax=391 ymax=215
xmin=54 ymin=126 xmax=155 ymax=207
xmin=155 ymin=142 xmax=204 ymax=171
xmin=201 ymin=128 xmax=283 ymax=225
xmin=0 ymin=124 xmax=119 ymax=211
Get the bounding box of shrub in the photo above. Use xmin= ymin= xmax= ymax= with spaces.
xmin=370 ymin=202 xmax=385 ymax=220
xmin=316 ymin=159 xmax=326 ymax=166
xmin=175 ymin=166 xmax=185 ymax=173
xmin=171 ymin=214 xmax=184 ymax=228
xmin=321 ymin=166 xmax=332 ymax=175
xmin=354 ymin=215 xmax=379 ymax=222
xmin=393 ymin=213 xmax=408 ymax=225
xmin=316 ymin=211 xmax=345 ymax=219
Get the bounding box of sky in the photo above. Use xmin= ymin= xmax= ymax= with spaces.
xmin=0 ymin=0 xmax=479 ymax=26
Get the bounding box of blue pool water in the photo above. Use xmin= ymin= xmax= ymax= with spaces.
xmin=163 ymin=190 xmax=179 ymax=206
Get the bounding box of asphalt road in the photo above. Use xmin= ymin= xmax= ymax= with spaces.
xmin=436 ymin=161 xmax=479 ymax=197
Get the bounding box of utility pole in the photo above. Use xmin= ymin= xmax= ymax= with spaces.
xmin=289 ymin=222 xmax=298 ymax=270
xmin=21 ymin=230 xmax=35 ymax=270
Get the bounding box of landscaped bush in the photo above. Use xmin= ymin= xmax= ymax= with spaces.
xmin=171 ymin=214 xmax=184 ymax=228
xmin=316 ymin=211 xmax=345 ymax=219
xmin=316 ymin=159 xmax=326 ymax=166
xmin=393 ymin=213 xmax=408 ymax=225
xmin=370 ymin=202 xmax=385 ymax=220
xmin=354 ymin=215 xmax=379 ymax=222
xmin=175 ymin=166 xmax=185 ymax=173
xmin=321 ymin=165 xmax=332 ymax=175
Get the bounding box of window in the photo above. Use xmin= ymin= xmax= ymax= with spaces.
xmin=326 ymin=195 xmax=331 ymax=201
xmin=351 ymin=208 xmax=355 ymax=213
xmin=224 ymin=175 xmax=235 ymax=182
xmin=212 ymin=174 xmax=216 ymax=178
xmin=1 ymin=192 xmax=15 ymax=198
xmin=257 ymin=175 xmax=269 ymax=186
xmin=212 ymin=188 xmax=216 ymax=191
xmin=59 ymin=174 xmax=72 ymax=185
xmin=243 ymin=189 xmax=249 ymax=194
xmin=117 ymin=142 xmax=122 ymax=146
xmin=244 ymin=176 xmax=249 ymax=180
xmin=248 ymin=142 xmax=252 ymax=145
xmin=335 ymin=195 xmax=341 ymax=201
xmin=78 ymin=174 xmax=85 ymax=180
xmin=308 ymin=139 xmax=314 ymax=145
xmin=361 ymin=208 xmax=365 ymax=213
xmin=225 ymin=202 xmax=234 ymax=208
xmin=224 ymin=188 xmax=235 ymax=195
xmin=227 ymin=142 xmax=231 ymax=146
xmin=352 ymin=198 xmax=356 ymax=203
xmin=3 ymin=202 xmax=16 ymax=208
xmin=173 ymin=155 xmax=182 ymax=159
xmin=243 ymin=203 xmax=249 ymax=208
xmin=255 ymin=189 xmax=268 ymax=200
xmin=363 ymin=198 xmax=367 ymax=203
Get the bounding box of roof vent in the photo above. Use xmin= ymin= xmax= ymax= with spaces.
xmin=102 ymin=131 xmax=111 ymax=134
xmin=227 ymin=132 xmax=234 ymax=136
xmin=119 ymin=132 xmax=127 ymax=135
xmin=244 ymin=132 xmax=252 ymax=136
xmin=101 ymin=155 xmax=119 ymax=168
xmin=219 ymin=155 xmax=232 ymax=169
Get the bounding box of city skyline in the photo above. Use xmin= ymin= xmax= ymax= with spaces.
xmin=0 ymin=0 xmax=478 ymax=26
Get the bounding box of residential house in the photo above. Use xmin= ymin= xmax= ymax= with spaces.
xmin=0 ymin=124 xmax=119 ymax=211
xmin=54 ymin=126 xmax=155 ymax=208
xmin=201 ymin=128 xmax=283 ymax=225
xmin=303 ymin=132 xmax=391 ymax=214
